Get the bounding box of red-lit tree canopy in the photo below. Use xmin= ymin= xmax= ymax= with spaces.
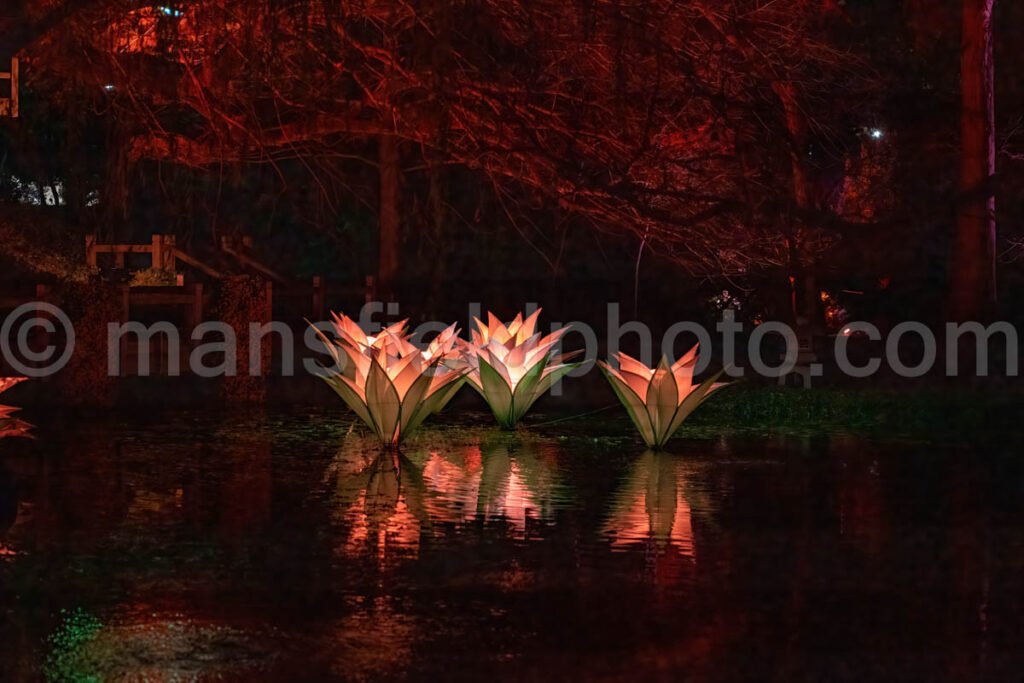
xmin=8 ymin=0 xmax=1021 ymax=322
xmin=8 ymin=1 xmax=883 ymax=277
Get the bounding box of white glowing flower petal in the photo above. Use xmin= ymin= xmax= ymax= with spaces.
xmin=618 ymin=368 xmax=653 ymax=399
xmin=670 ymin=347 xmax=699 ymax=398
xmin=390 ymin=355 xmax=422 ymax=399
xmin=616 ymin=353 xmax=655 ymax=379
xmin=515 ymin=309 xmax=542 ymax=343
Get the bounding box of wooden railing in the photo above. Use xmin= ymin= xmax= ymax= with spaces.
xmin=1 ymin=276 xmax=375 ymax=377
xmin=85 ymin=234 xmax=224 ymax=279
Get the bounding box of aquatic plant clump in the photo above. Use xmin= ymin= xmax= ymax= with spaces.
xmin=599 ymin=346 xmax=727 ymax=449
xmin=313 ymin=314 xmax=466 ymax=448
xmin=460 ymin=310 xmax=581 ymax=429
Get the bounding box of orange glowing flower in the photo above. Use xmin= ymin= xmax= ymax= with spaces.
xmin=599 ymin=346 xmax=727 ymax=448
xmin=0 ymin=377 xmax=25 ymax=395
xmin=0 ymin=377 xmax=31 ymax=439
xmin=460 ymin=310 xmax=580 ymax=429
xmin=313 ymin=314 xmax=466 ymax=448
xmin=0 ymin=406 xmax=32 ymax=439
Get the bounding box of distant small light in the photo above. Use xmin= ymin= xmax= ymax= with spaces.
xmin=158 ymin=6 xmax=184 ymax=17
xmin=870 ymin=128 xmax=884 ymax=140
xmin=841 ymin=327 xmax=853 ymax=336
xmin=103 ymin=84 xmax=115 ymax=91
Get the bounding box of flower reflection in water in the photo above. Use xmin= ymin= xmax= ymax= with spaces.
xmin=418 ymin=438 xmax=562 ymax=537
xmin=604 ymin=451 xmax=697 ymax=557
xmin=329 ymin=435 xmax=564 ymax=560
xmin=329 ymin=440 xmax=429 ymax=561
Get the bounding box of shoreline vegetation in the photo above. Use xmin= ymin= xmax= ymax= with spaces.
xmin=682 ymin=384 xmax=1023 ymax=436
xmin=11 ymin=384 xmax=1023 ymax=446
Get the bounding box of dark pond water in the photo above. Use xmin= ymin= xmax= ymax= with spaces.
xmin=1 ymin=410 xmax=1024 ymax=681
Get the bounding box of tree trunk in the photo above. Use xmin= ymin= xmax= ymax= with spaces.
xmin=378 ymin=133 xmax=400 ymax=301
xmin=426 ymin=159 xmax=448 ymax=316
xmin=774 ymin=80 xmax=822 ymax=331
xmin=950 ymin=0 xmax=996 ymax=321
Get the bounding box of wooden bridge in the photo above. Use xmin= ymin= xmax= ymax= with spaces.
xmin=1 ymin=234 xmax=375 ymax=377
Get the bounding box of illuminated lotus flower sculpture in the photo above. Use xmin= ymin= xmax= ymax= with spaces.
xmin=313 ymin=314 xmax=466 ymax=449
xmin=0 ymin=377 xmax=31 ymax=439
xmin=599 ymin=347 xmax=727 ymax=449
xmin=0 ymin=377 xmax=26 ymax=396
xmin=0 ymin=406 xmax=32 ymax=439
xmin=461 ymin=310 xmax=580 ymax=429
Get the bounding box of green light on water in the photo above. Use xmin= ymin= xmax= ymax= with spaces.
xmin=43 ymin=608 xmax=104 ymax=683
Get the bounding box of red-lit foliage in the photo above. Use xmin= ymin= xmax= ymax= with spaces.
xmin=10 ymin=1 xmax=881 ymax=279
